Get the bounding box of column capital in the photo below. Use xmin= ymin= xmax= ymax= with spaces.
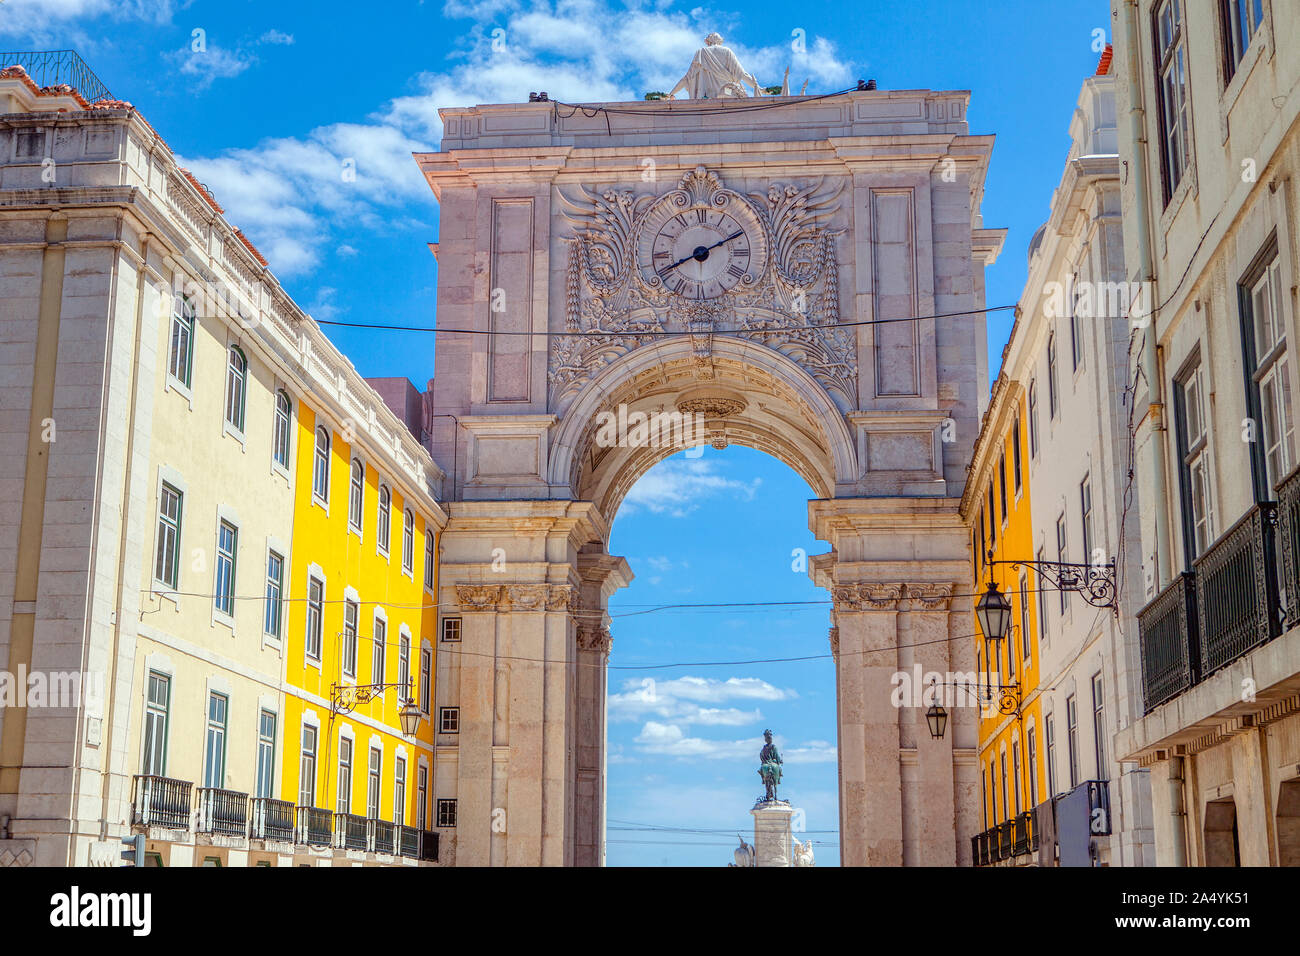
xmin=576 ymin=624 xmax=613 ymax=654
xmin=830 ymin=581 xmax=957 ymax=612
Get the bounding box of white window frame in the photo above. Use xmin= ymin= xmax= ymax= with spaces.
xmin=349 ymin=458 xmax=365 ymax=536
xmin=272 ymin=390 xmax=293 ymax=474
xmin=313 ymin=425 xmax=331 ymax=508
xmin=223 ymin=345 xmax=248 ymax=438
xmin=376 ymin=484 xmax=392 ymax=558
xmin=305 ymin=569 xmax=325 ymax=665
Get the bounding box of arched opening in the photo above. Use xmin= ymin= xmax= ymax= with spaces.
xmin=603 ymin=445 xmax=837 ymax=867
xmin=1276 ymin=778 xmax=1300 ymax=866
xmin=1203 ymin=797 xmax=1241 ymax=866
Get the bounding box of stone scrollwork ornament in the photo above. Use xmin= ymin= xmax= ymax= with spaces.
xmin=550 ymin=164 xmax=854 ymax=407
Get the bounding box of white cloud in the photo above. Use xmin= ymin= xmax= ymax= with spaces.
xmin=621 ymin=458 xmax=760 ymax=517
xmin=170 ymin=44 xmax=255 ymax=89
xmin=783 ymin=740 xmax=837 ymax=764
xmin=336 ymin=244 xmax=360 ymax=258
xmin=259 ymin=29 xmax=295 ymax=45
xmin=0 ymin=0 xmax=175 ymax=39
xmin=609 ymin=675 xmax=793 ymax=725
xmin=633 ymin=721 xmax=755 ymax=759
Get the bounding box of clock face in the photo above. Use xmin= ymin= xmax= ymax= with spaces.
xmin=641 ymin=204 xmax=760 ymax=299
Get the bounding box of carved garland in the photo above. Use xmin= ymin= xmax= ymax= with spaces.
xmin=454 ymin=584 xmax=578 ymax=612
xmin=829 ymin=582 xmax=957 ymax=612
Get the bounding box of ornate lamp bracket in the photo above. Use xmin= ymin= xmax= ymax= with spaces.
xmin=989 ymin=556 xmax=1117 ymax=610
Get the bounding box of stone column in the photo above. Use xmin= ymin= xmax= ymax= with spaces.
xmin=436 ymin=501 xmax=621 ymax=866
xmin=573 ymin=551 xmax=632 ymax=867
xmin=751 ymin=801 xmax=795 ymax=867
xmin=810 ymin=497 xmax=973 ymax=867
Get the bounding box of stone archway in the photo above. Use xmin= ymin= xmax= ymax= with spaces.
xmin=417 ymin=85 xmax=1000 ymax=866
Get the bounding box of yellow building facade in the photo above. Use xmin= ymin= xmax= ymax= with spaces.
xmin=962 ymin=367 xmax=1045 ymax=865
xmin=281 ymin=399 xmax=445 ymax=864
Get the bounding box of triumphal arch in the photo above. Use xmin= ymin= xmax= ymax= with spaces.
xmin=414 ymin=49 xmax=1004 ymax=865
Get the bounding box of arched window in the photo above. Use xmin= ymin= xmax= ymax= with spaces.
xmin=398 ymin=631 xmax=411 ymax=690
xmin=224 ymin=346 xmax=247 ymax=432
xmin=349 ymin=459 xmax=365 ymax=531
xmin=402 ymin=510 xmax=415 ymax=573
xmin=377 ymin=485 xmax=391 ymax=554
xmin=423 ymin=530 xmax=435 ymax=590
xmin=313 ymin=427 xmax=330 ymax=501
xmin=273 ymin=391 xmax=292 ymax=468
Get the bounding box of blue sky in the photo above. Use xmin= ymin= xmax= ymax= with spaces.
xmin=3 ymin=0 xmax=1112 ymax=865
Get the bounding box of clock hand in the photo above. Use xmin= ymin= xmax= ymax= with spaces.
xmin=658 ymin=231 xmax=745 ymax=276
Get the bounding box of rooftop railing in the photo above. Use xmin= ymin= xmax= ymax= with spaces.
xmin=0 ymin=50 xmax=113 ymax=103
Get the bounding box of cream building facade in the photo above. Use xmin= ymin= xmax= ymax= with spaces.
xmin=1112 ymin=0 xmax=1300 ymax=865
xmin=417 ymin=85 xmax=1005 ymax=865
xmin=0 ymin=61 xmax=444 ymax=867
xmin=1002 ymin=67 xmax=1155 ymax=866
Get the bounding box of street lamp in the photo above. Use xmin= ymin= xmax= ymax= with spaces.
xmin=398 ymin=694 xmax=422 ymax=738
xmin=925 ymin=679 xmax=949 ymax=740
xmin=331 ymin=679 xmax=423 ymax=739
xmin=976 ymin=581 xmax=1013 ymax=648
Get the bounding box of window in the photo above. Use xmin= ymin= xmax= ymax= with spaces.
xmin=367 ymin=747 xmax=382 ymax=820
xmin=1047 ymin=333 xmax=1059 ymax=419
xmin=203 ymin=693 xmax=227 ymax=790
xmin=1155 ymin=0 xmax=1191 ymax=201
xmin=1070 ymin=273 xmax=1084 ymax=372
xmin=372 ymin=617 xmax=386 ymax=683
xmin=982 ymin=768 xmax=989 ymax=829
xmin=141 ymin=672 xmax=170 ymax=775
xmin=1012 ymin=740 xmax=1022 ymax=814
xmin=394 ymin=757 xmax=407 ymax=825
xmin=313 ymin=427 xmax=330 ymax=502
xmin=1066 ymin=694 xmax=1080 ymax=789
xmin=342 ymin=599 xmax=359 ymax=680
xmin=349 ymin=459 xmax=364 ymax=531
xmin=1092 ymin=672 xmax=1107 ymax=779
xmin=987 ymin=485 xmax=996 ymax=550
xmin=989 ymin=760 xmax=997 ymax=823
xmin=214 ymin=521 xmax=237 ymax=617
xmin=1080 ymin=475 xmax=1095 ymax=565
xmin=439 ymin=707 xmax=460 ymax=734
xmin=224 ymin=346 xmax=247 ymax=433
xmin=255 ymin=710 xmax=276 ymax=799
xmin=1028 ymin=381 xmax=1040 ymax=457
xmin=1175 ymin=358 xmax=1216 ymax=562
xmin=1036 ymin=546 xmax=1049 ymax=643
xmin=1012 ymin=414 xmax=1023 ymax=492
xmin=299 ymin=725 xmax=317 ymax=807
xmin=154 ymin=483 xmax=182 ymax=589
xmin=977 ymin=512 xmax=986 ymax=571
xmin=167 ymin=296 xmax=195 ymax=387
xmin=264 ymin=550 xmax=284 ymax=639
xmin=403 ymin=510 xmax=415 ymax=574
xmin=1028 ymin=727 xmax=1039 ymax=805
xmin=437 ymin=798 xmax=457 ymax=828
xmin=1244 ymin=256 xmax=1294 ymax=494
xmin=1045 ymin=714 xmax=1058 ymax=797
xmin=377 ymin=485 xmax=391 ymax=555
xmin=998 ymin=453 xmax=1007 ymax=525
xmin=1019 ymin=573 xmax=1030 ymax=662
xmin=273 ymin=391 xmax=292 ymax=469
xmin=441 ymin=617 xmax=461 ymax=643
xmin=999 ymin=752 xmax=1008 ymax=823
xmin=1221 ymin=0 xmax=1264 ymax=80
xmin=1006 ymin=603 xmax=1016 ymax=682
xmin=424 ymin=531 xmax=435 ymax=590
xmin=417 ymin=766 xmax=428 ymax=830
xmin=398 ymin=633 xmax=411 ymax=691
xmin=1056 ymin=513 xmax=1069 ymax=614
xmin=337 ymin=738 xmax=353 ymax=814
xmin=420 ymin=647 xmax=432 ymax=713
xmin=306 ymin=577 xmax=324 ymax=661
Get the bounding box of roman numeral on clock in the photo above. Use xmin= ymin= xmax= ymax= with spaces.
xmin=695 ymin=209 xmax=708 ymax=224
xmin=726 ymin=264 xmax=745 ymax=279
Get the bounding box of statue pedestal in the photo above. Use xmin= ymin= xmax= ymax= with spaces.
xmin=750 ymin=800 xmax=794 ymax=867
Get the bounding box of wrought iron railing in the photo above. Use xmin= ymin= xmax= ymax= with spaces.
xmin=132 ymin=775 xmax=192 ymax=830
xmin=1193 ymin=502 xmax=1278 ymax=677
xmin=398 ymin=824 xmax=420 ymax=859
xmin=0 ymin=50 xmax=113 ymax=103
xmin=335 ymin=812 xmax=369 ymax=851
xmin=296 ymin=806 xmax=332 ymax=846
xmin=372 ymin=819 xmax=396 ymax=854
xmin=1275 ymin=466 xmax=1300 ymax=625
xmin=1138 ymin=572 xmax=1199 ymax=713
xmin=972 ymin=809 xmax=1038 ymax=866
xmin=196 ymin=788 xmax=248 ymax=837
xmin=250 ymin=797 xmax=295 ymax=841
xmin=419 ymin=829 xmax=439 ymax=862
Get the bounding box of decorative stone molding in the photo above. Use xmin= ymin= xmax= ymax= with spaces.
xmin=828 ymin=626 xmax=839 ymax=658
xmin=830 ymin=582 xmax=956 ymax=612
xmin=906 ymin=582 xmax=957 ymax=611
xmin=676 ymin=395 xmax=747 ymax=418
xmin=457 ymin=583 xmax=578 ymax=612
xmin=576 ymin=625 xmax=613 ymax=654
xmin=456 ymin=585 xmax=504 ymax=610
